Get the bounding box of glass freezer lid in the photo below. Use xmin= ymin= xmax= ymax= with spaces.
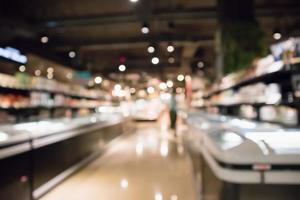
xmin=244 ymin=131 xmax=300 ymax=154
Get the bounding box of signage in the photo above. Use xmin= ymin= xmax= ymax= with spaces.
xmin=0 ymin=47 xmax=28 ymax=64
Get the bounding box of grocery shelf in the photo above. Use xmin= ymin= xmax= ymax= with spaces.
xmin=199 ymin=101 xmax=297 ymax=109
xmin=204 ymin=66 xmax=299 ymax=99
xmin=0 ymin=106 xmax=97 ymax=111
xmin=0 ymin=85 xmax=103 ymax=100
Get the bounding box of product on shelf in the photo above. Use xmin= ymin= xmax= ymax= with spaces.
xmin=271 ymin=37 xmax=300 ymax=62
xmin=206 ymin=83 xmax=282 ymax=106
xmin=0 ymin=72 xmax=104 ymax=99
xmin=30 ymin=92 xmax=52 ymax=107
xmin=260 ymin=106 xmax=297 ymax=126
xmin=240 ymin=105 xmax=257 ymax=119
xmin=0 ymin=94 xmax=30 ymax=108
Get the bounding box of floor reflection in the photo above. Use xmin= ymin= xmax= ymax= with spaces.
xmin=41 ymin=115 xmax=197 ymax=200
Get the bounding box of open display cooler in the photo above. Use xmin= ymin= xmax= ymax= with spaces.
xmin=0 ymin=113 xmax=132 ymax=200
xmin=185 ymin=111 xmax=300 ymax=200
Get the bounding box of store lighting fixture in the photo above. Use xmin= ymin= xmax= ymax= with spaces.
xmin=47 ymin=73 xmax=53 ymax=79
xmin=47 ymin=67 xmax=54 ymax=74
xmin=130 ymin=0 xmax=138 ymax=2
xmin=166 ymin=80 xmax=173 ymax=88
xmin=159 ymin=82 xmax=167 ymax=90
xmin=167 ymin=45 xmax=175 ymax=53
xmin=168 ymin=57 xmax=175 ymax=64
xmin=151 ymin=57 xmax=160 ymax=65
xmin=177 ymin=74 xmax=185 ymax=82
xmin=35 ymin=69 xmax=41 ymax=76
xmin=19 ymin=65 xmax=26 ymax=72
xmin=68 ymin=51 xmax=76 ymax=58
xmin=119 ymin=64 xmax=126 ymax=72
xmin=66 ymin=72 xmax=73 ymax=79
xmin=94 ymin=76 xmax=103 ymax=84
xmin=141 ymin=23 xmax=150 ymax=34
xmin=147 ymin=86 xmax=155 ymax=94
xmin=197 ymin=61 xmax=204 ymax=68
xmin=273 ymin=28 xmax=282 ymax=40
xmin=147 ymin=46 xmax=155 ymax=53
xmin=41 ymin=36 xmax=49 ymax=44
xmin=273 ymin=32 xmax=282 ymax=40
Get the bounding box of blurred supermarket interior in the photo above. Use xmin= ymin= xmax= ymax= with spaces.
xmin=0 ymin=0 xmax=300 ymax=200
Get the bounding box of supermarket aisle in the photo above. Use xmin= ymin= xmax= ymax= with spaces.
xmin=40 ymin=114 xmax=198 ymax=200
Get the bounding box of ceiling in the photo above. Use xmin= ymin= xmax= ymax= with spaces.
xmin=0 ymin=0 xmax=300 ymax=82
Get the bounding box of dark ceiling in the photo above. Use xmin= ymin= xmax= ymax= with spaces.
xmin=0 ymin=0 xmax=300 ymax=79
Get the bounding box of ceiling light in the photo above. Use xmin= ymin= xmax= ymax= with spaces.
xmin=19 ymin=65 xmax=26 ymax=72
xmin=159 ymin=82 xmax=167 ymax=90
xmin=47 ymin=73 xmax=53 ymax=79
xmin=147 ymin=46 xmax=155 ymax=53
xmin=197 ymin=61 xmax=204 ymax=68
xmin=168 ymin=57 xmax=175 ymax=64
xmin=167 ymin=45 xmax=175 ymax=53
xmin=166 ymin=80 xmax=173 ymax=88
xmin=141 ymin=23 xmax=150 ymax=34
xmin=177 ymin=74 xmax=185 ymax=82
xmin=35 ymin=69 xmax=41 ymax=76
xmin=94 ymin=76 xmax=103 ymax=84
xmin=273 ymin=32 xmax=282 ymax=40
xmin=273 ymin=28 xmax=282 ymax=40
xmin=130 ymin=0 xmax=138 ymax=2
xmin=41 ymin=36 xmax=49 ymax=44
xmin=68 ymin=51 xmax=76 ymax=58
xmin=119 ymin=64 xmax=126 ymax=72
xmin=147 ymin=86 xmax=155 ymax=94
xmin=151 ymin=57 xmax=160 ymax=65
xmin=47 ymin=67 xmax=54 ymax=74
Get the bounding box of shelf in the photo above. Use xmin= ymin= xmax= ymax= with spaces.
xmin=204 ymin=67 xmax=299 ymax=99
xmin=198 ymin=101 xmax=297 ymax=109
xmin=0 ymin=106 xmax=97 ymax=112
xmin=0 ymin=86 xmax=102 ymax=100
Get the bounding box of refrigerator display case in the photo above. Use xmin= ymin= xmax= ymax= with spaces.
xmin=0 ymin=130 xmax=31 ymax=200
xmin=0 ymin=113 xmax=131 ymax=200
xmin=185 ymin=111 xmax=300 ymax=200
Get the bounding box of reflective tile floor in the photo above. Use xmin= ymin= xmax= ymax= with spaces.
xmin=41 ymin=115 xmax=198 ymax=200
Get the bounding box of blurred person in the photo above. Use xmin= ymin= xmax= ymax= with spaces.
xmin=169 ymin=88 xmax=177 ymax=130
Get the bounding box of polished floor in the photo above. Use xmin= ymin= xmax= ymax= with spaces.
xmin=41 ymin=114 xmax=198 ymax=200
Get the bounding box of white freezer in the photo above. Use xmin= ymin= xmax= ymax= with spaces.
xmin=186 ymin=111 xmax=300 ymax=184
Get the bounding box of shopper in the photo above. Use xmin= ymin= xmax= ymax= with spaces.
xmin=169 ymin=89 xmax=177 ymax=130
